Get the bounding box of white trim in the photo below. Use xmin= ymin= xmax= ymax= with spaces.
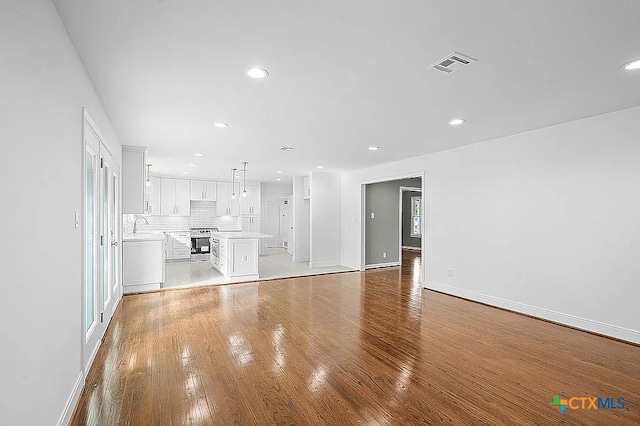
xmin=310 ymin=260 xmax=340 ymax=268
xmin=424 ymin=281 xmax=640 ymax=344
xmin=399 ymin=186 xmax=422 ymax=264
xmin=292 ymin=256 xmax=310 ymax=263
xmin=365 ymin=261 xmax=401 ymax=270
xmin=361 ymin=171 xmax=426 ymax=186
xmin=123 ymin=283 xmax=161 ymax=294
xmin=57 ymin=372 xmax=84 ymax=426
xmin=402 ymin=246 xmax=421 ymax=251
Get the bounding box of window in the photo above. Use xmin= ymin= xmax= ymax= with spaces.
xmin=411 ymin=196 xmax=422 ymax=237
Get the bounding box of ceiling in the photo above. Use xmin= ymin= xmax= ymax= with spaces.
xmin=52 ymin=0 xmax=640 ymax=182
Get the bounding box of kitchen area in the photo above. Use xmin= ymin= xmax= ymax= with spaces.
xmin=121 ymin=146 xmax=272 ymax=293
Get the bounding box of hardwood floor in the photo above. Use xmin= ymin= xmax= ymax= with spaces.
xmin=71 ymin=251 xmax=640 ymax=425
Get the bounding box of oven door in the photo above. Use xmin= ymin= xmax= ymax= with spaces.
xmin=191 ymin=236 xmax=211 ymax=260
xmin=210 ymin=238 xmax=219 ymax=259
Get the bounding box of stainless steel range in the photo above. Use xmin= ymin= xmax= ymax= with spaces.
xmin=190 ymin=228 xmax=217 ymax=261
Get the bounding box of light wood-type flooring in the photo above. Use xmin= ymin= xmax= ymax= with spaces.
xmin=71 ymin=250 xmax=640 ymax=425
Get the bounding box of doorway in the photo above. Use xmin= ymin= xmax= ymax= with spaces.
xmin=362 ymin=175 xmax=424 ymax=282
xmin=82 ymin=110 xmax=121 ymax=376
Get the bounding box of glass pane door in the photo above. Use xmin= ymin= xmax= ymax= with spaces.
xmin=102 ymin=160 xmax=112 ymax=308
xmin=85 ymin=147 xmax=98 ymax=333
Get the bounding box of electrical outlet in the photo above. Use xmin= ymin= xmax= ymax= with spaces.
xmin=448 ymin=269 xmax=453 ymax=277
xmin=383 ymin=252 xmax=387 ymax=258
xmin=370 ymin=212 xmax=375 ymax=219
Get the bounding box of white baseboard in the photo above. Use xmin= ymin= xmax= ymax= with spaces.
xmin=424 ymin=281 xmax=640 ymax=344
xmin=57 ymin=372 xmax=83 ymax=426
xmin=123 ymin=283 xmax=161 ymax=294
xmin=402 ymin=246 xmax=421 ymax=251
xmin=293 ymin=256 xmax=310 ymax=263
xmin=365 ymin=261 xmax=401 ymax=270
xmin=309 ymin=260 xmax=340 ymax=268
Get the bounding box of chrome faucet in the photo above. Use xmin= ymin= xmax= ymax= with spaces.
xmin=133 ymin=216 xmax=149 ymax=234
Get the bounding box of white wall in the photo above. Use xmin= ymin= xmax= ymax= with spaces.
xmin=0 ymin=1 xmax=122 ymax=424
xmin=341 ymin=106 xmax=640 ymax=343
xmin=292 ymin=177 xmax=310 ymax=262
xmin=310 ymin=172 xmax=342 ymax=267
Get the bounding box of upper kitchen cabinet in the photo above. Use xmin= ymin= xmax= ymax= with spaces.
xmin=160 ymin=178 xmax=190 ymax=215
xmin=144 ymin=176 xmax=161 ymax=215
xmin=217 ymin=181 xmax=240 ymax=216
xmin=303 ymin=176 xmax=311 ymax=200
xmin=240 ymin=186 xmax=261 ymax=215
xmin=122 ymin=146 xmax=148 ymax=214
xmin=190 ymin=180 xmax=217 ymax=201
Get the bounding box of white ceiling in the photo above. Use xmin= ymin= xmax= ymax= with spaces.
xmin=52 ymin=0 xmax=640 ymax=182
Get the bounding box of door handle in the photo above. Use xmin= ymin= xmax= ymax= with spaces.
xmin=111 ymin=241 xmax=119 ymax=247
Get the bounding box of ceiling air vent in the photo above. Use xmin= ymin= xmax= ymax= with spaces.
xmin=429 ymin=52 xmax=477 ymax=74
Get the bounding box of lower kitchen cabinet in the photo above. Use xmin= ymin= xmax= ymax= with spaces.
xmin=123 ymin=238 xmax=165 ymax=294
xmin=167 ymin=232 xmax=190 ymax=260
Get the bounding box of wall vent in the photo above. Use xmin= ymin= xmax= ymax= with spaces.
xmin=429 ymin=52 xmax=477 ymax=74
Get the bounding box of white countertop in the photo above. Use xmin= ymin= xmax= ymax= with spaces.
xmin=211 ymin=231 xmax=272 ymax=239
xmin=123 ymin=232 xmax=166 ymax=242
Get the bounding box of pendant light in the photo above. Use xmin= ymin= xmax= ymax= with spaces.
xmin=145 ymin=164 xmax=152 ymax=187
xmin=241 ymin=161 xmax=248 ymax=197
xmin=231 ymin=168 xmax=237 ymax=200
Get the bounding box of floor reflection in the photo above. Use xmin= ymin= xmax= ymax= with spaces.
xmin=70 ymin=249 xmax=640 ymax=425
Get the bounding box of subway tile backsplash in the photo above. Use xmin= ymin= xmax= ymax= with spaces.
xmin=123 ymin=200 xmax=240 ymax=234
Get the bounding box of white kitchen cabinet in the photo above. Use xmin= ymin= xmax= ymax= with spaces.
xmin=122 ymin=146 xmax=148 ymax=214
xmin=168 ymin=232 xmax=190 ymax=260
xmin=161 ymin=178 xmax=191 ymax=215
xmin=217 ymin=181 xmax=240 ymax=216
xmin=144 ymin=176 xmax=161 ymax=215
xmin=303 ymin=176 xmax=311 ymax=199
xmin=241 ymin=216 xmax=261 ymax=233
xmin=123 ymin=239 xmax=165 ymax=293
xmin=190 ymin=180 xmax=217 ymax=201
xmin=240 ymin=186 xmax=261 ymax=215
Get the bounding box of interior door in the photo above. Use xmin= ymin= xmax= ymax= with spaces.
xmin=287 ymin=196 xmax=294 ymax=255
xmin=82 ymin=111 xmax=120 ymax=376
xmin=100 ymin=144 xmax=119 ymax=327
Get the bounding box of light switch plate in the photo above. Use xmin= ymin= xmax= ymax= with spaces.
xmin=370 ymin=212 xmax=375 ymax=219
xmin=75 ymin=211 xmax=80 ymax=228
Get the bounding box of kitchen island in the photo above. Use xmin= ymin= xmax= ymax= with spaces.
xmin=210 ymin=231 xmax=271 ymax=282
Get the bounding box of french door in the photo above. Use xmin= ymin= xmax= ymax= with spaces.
xmin=83 ymin=111 xmax=120 ymax=375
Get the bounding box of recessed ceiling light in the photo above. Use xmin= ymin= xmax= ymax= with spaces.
xmin=277 ymin=170 xmax=284 ymax=174
xmin=317 ymin=165 xmax=324 ymax=169
xmin=194 ymin=153 xmax=204 ymax=157
xmin=214 ymin=122 xmax=228 ymax=128
xmin=245 ymin=67 xmax=269 ymax=79
xmin=183 ymin=171 xmax=189 ymax=175
xmin=368 ymin=146 xmax=380 ymax=151
xmin=449 ymin=118 xmax=466 ymax=126
xmin=622 ymin=59 xmax=640 ymax=70
xmin=188 ymin=163 xmax=197 ymax=167
xmin=276 ymin=178 xmax=282 ymax=182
